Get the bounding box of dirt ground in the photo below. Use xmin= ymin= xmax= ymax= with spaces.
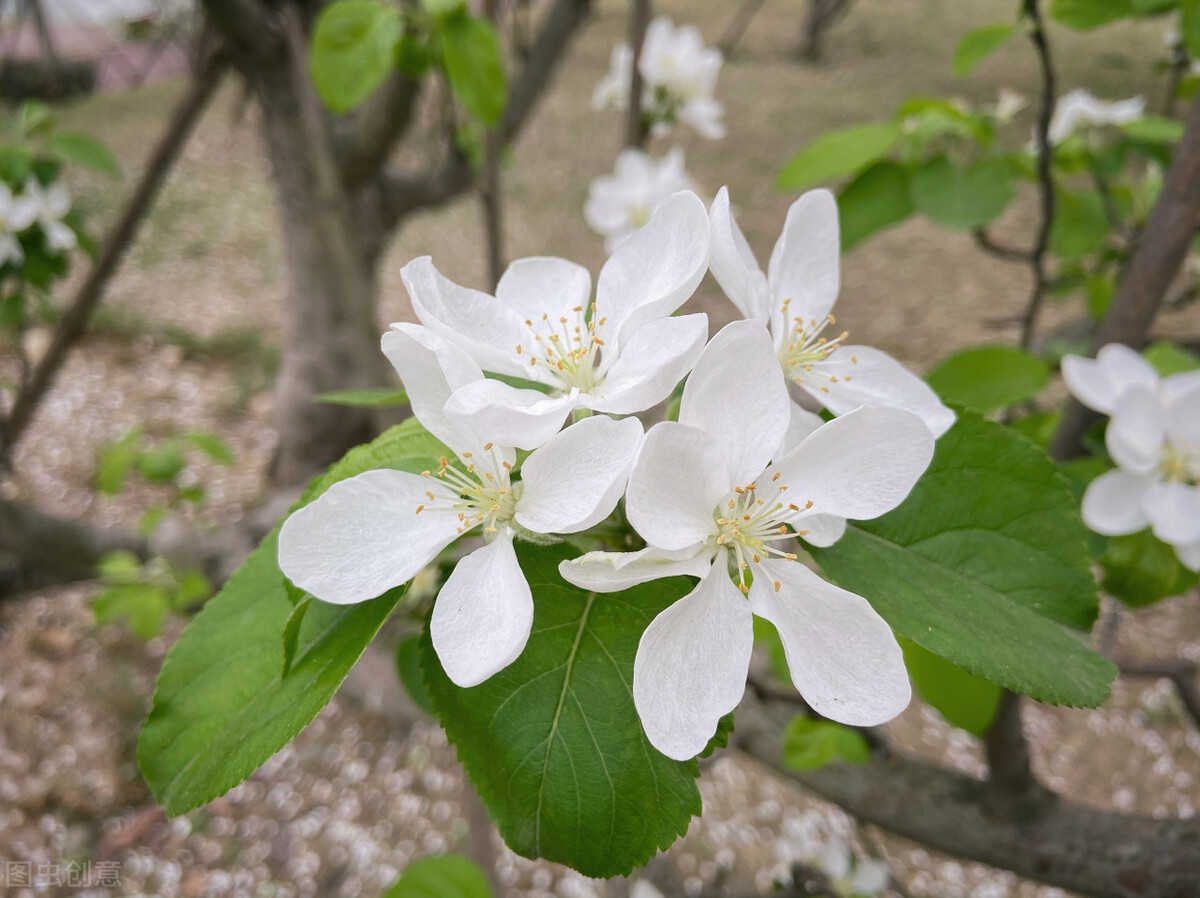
xmin=2 ymin=0 xmax=1200 ymax=896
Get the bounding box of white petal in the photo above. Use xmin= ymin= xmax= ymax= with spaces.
xmin=1175 ymin=538 xmax=1200 ymax=573
xmin=1107 ymin=385 xmax=1164 ymax=476
xmin=558 ymin=544 xmax=715 ymax=592
xmin=1081 ymin=469 xmax=1153 ymax=535
xmin=495 ymin=256 xmax=592 ymax=324
xmin=750 ymin=560 xmax=910 ymax=726
xmin=630 ymin=882 xmax=666 ymax=898
xmin=708 ymin=187 xmax=770 ymax=323
xmin=766 ymin=189 xmax=841 ymax=330
xmin=796 ymin=513 xmax=847 ymax=547
xmin=278 ymin=469 xmax=462 ymax=605
xmin=680 ymin=319 xmax=791 ymax=485
xmin=381 ymin=323 xmax=486 ymax=453
xmin=400 ymin=256 xmax=538 ymax=382
xmin=594 ymin=191 xmax=709 ymax=348
xmin=0 ymin=234 xmax=23 ymax=267
xmin=775 ymin=399 xmax=825 ymax=459
xmin=1145 ymin=481 xmax=1200 ymax=547
xmin=851 ymin=859 xmax=892 ymax=895
xmin=515 ymin=415 xmax=644 ymax=534
xmin=1162 ymin=370 xmax=1200 ymax=409
xmin=430 ymin=529 xmax=533 ymax=687
xmin=1061 ymin=344 xmax=1159 ymax=414
xmin=588 ymin=313 xmax=708 ymax=415
xmin=443 ymin=379 xmax=577 ymax=451
xmin=768 ymin=407 xmax=934 ymax=523
xmin=1164 ymin=380 xmax=1200 ymax=446
xmin=812 ymin=345 xmax=956 ymax=438
xmin=633 ymin=557 xmax=754 ymax=760
xmin=626 ymin=422 xmax=729 ymax=550
xmin=44 ymin=219 xmax=76 ymax=252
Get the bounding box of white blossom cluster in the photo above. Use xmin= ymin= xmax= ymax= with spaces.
xmin=0 ymin=178 xmax=76 ymax=268
xmin=278 ymin=187 xmax=954 ymax=760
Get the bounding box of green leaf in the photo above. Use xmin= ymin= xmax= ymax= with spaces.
xmin=899 ymin=637 xmax=1002 ymax=735
xmin=94 ymin=583 xmax=171 ymax=640
xmin=1085 ymin=275 xmax=1115 ymax=320
xmin=314 ymin=387 xmax=409 ymax=408
xmin=1122 ymin=116 xmax=1185 ymax=145
xmin=1049 ymin=189 xmax=1109 ymax=260
xmin=438 ymin=13 xmax=508 ymax=128
xmin=952 ymin=24 xmax=1014 ymax=78
xmin=810 ymin=411 xmax=1115 ymax=707
xmin=909 ymin=157 xmax=1016 ymax=230
xmin=138 ymin=419 xmax=449 ymax=816
xmin=837 ymin=162 xmax=914 ymax=250
xmin=381 ymin=854 xmax=492 ymax=898
xmin=1144 ymin=340 xmax=1200 ymax=376
xmin=776 ymin=123 xmax=901 ymax=192
xmin=95 ymin=431 xmax=143 ymax=494
xmin=781 ymin=716 xmax=870 ymax=770
xmin=185 ymin=430 xmax=235 ymax=464
xmin=45 ymin=131 xmax=120 ymax=178
xmin=1049 ymin=0 xmax=1134 ymax=29
xmin=310 ymin=0 xmax=404 ymax=114
xmin=422 ymin=543 xmax=703 ymax=877
xmin=1102 ymin=530 xmax=1199 ymax=608
xmin=138 ymin=442 xmax=187 ymax=484
xmin=925 ymin=345 xmax=1050 ymax=413
xmin=396 ymin=633 xmax=434 ymax=714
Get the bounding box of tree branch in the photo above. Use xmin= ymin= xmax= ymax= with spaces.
xmin=199 ymin=0 xmax=278 ymax=54
xmin=625 ymin=0 xmax=651 ymax=149
xmin=0 ymin=50 xmax=230 ymax=459
xmin=972 ymin=228 xmax=1032 ymax=262
xmin=983 ymin=690 xmax=1037 ymax=797
xmin=331 ymin=72 xmax=422 ymax=189
xmin=1049 ymin=89 xmax=1200 ymax=460
xmin=734 ymin=695 xmax=1200 ymax=898
xmin=1119 ymin=657 xmax=1200 ymax=731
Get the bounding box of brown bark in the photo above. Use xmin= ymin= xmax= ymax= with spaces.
xmin=799 ymin=0 xmax=853 ymax=62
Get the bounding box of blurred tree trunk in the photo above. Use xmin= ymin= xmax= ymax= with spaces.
xmin=800 ymin=0 xmax=853 ymax=61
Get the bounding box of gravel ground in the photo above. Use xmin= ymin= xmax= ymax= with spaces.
xmin=2 ymin=0 xmax=1199 ymax=895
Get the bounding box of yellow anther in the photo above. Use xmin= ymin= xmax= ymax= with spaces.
xmin=774 ymin=580 xmax=781 ymax=592
xmin=415 ymin=505 xmax=425 ymax=514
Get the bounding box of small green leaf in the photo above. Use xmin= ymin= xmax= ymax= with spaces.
xmin=396 ymin=633 xmax=434 ymax=714
xmin=138 ymin=442 xmax=187 ymax=484
xmin=909 ymin=157 xmax=1016 ymax=230
xmin=185 ymin=430 xmax=236 ymax=464
xmin=422 ymin=543 xmax=703 ymax=877
xmin=776 ymin=123 xmax=901 ymax=192
xmin=811 ymin=411 xmax=1115 ymax=707
xmin=95 ymin=431 xmax=143 ymax=494
xmin=438 ymin=13 xmax=508 ymax=128
xmin=1122 ymin=116 xmax=1185 ymax=145
xmin=314 ymin=387 xmax=409 ymax=407
xmin=138 ymin=505 xmax=170 ymax=537
xmin=952 ymin=23 xmax=1013 ymax=78
xmin=899 ymin=637 xmax=1002 ymax=735
xmin=97 ymin=549 xmax=142 ymax=581
xmin=395 ymin=33 xmax=434 ymax=78
xmin=281 ymin=597 xmax=312 ymax=676
xmin=1049 ymin=0 xmax=1134 ymax=29
xmin=1049 ymin=189 xmax=1109 ymax=260
xmin=926 ymin=345 xmax=1050 ymax=413
xmin=310 ymin=0 xmax=404 ymax=114
xmin=837 ymin=162 xmax=914 ymax=250
xmin=781 ymin=716 xmax=870 ymax=770
xmin=1085 ymin=275 xmax=1115 ymax=320
xmin=1102 ymin=530 xmax=1200 ymax=608
xmin=46 ymin=131 xmax=120 ymax=178
xmin=1143 ymin=341 xmax=1200 ymax=376
xmin=381 ymin=854 xmax=492 ymax=898
xmin=19 ymin=101 xmax=53 ymax=136
xmin=94 ymin=583 xmax=171 ymax=640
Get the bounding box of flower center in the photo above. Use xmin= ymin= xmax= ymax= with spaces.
xmin=1161 ymin=443 xmax=1200 ymax=486
xmin=515 ymin=304 xmax=606 ymax=393
xmin=712 ymin=477 xmax=812 ymax=595
xmin=417 ymin=446 xmax=519 ymax=537
xmin=777 ymin=302 xmax=854 ymax=393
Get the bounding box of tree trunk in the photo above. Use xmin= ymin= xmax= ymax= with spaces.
xmin=248 ymin=56 xmax=392 ymax=488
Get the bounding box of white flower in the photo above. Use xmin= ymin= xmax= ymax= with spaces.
xmin=23 ymin=179 xmax=76 ymax=254
xmin=278 ymin=324 xmax=644 ymax=687
xmin=1062 ymin=342 xmax=1200 ymax=415
xmin=992 ymin=89 xmax=1026 ymax=124
xmin=560 ymin=320 xmax=933 ymax=759
xmin=813 ymin=844 xmax=890 ymax=897
xmin=708 ymin=186 xmax=955 ymax=446
xmin=592 ymin=16 xmax=726 ymax=140
xmin=584 ymin=147 xmax=696 ymax=254
xmin=0 ymin=182 xmax=38 ymax=267
xmin=401 ymin=191 xmax=711 ymax=450
xmin=1046 ymin=89 xmax=1144 ymax=145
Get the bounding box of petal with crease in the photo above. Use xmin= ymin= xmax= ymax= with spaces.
xmin=279 ymin=469 xmax=462 ymax=605
xmin=430 ymin=528 xmax=533 ymax=687
xmin=795 ymin=513 xmax=847 ymax=547
xmin=750 ymin=559 xmax=910 ymax=726
xmin=443 ymin=378 xmax=578 ymax=451
xmin=767 ymin=407 xmax=934 ymax=523
xmin=708 ymin=187 xmax=770 ymax=323
xmin=588 ymin=313 xmax=708 ymax=414
xmin=627 ymin=422 xmax=730 ymax=550
xmin=515 ymin=415 xmax=644 ymax=534
xmin=1164 ymin=382 xmax=1200 ymax=446
xmin=1061 ymin=344 xmax=1158 ymax=414
xmin=558 ymin=545 xmax=715 ymax=592
xmin=812 ymin=345 xmax=956 ymax=438
xmin=633 ymin=556 xmax=754 ymax=760
xmin=775 ymin=400 xmax=825 ymax=460
xmin=1081 ymin=470 xmax=1153 ymax=536
xmin=680 ymin=319 xmax=790 ymax=485
xmin=766 ymin=189 xmax=840 ymax=332
xmin=1145 ymin=481 xmax=1200 ymax=547
xmin=495 ymin=256 xmax=592 ymax=324
xmin=1107 ymin=385 xmax=1164 ymax=476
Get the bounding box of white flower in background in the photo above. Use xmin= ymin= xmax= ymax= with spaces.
xmin=561 ymin=320 xmax=933 ymax=759
xmin=992 ymin=89 xmax=1026 ymax=124
xmin=23 ymin=179 xmax=76 ymax=253
xmin=629 ymin=882 xmax=665 ymax=898
xmin=402 ymin=191 xmax=710 ymax=449
xmin=593 ymin=16 xmax=726 ymax=140
xmin=1047 ymin=89 xmax=1145 ymax=145
xmin=0 ymin=182 xmax=38 ymax=267
xmin=278 ymin=324 xmax=643 ymax=688
xmin=1063 ymin=345 xmax=1200 ymax=571
xmin=708 ymin=186 xmax=955 ymax=448
xmin=812 ymin=844 xmax=891 ymax=897
xmin=584 ymin=147 xmax=696 ymax=254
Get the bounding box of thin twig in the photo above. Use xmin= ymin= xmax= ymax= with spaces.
xmin=1119 ymin=658 xmax=1200 ymax=731
xmin=1020 ymin=0 xmax=1057 ymax=351
xmin=625 ymin=0 xmax=651 ymax=149
xmin=972 ymin=228 xmax=1032 ymax=263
